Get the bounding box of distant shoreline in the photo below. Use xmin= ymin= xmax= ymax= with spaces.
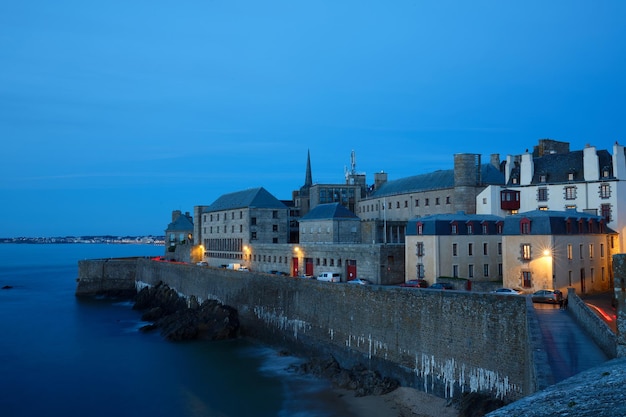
xmin=0 ymin=237 xmax=165 ymax=245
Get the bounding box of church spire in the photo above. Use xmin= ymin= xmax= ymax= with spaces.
xmin=304 ymin=149 xmax=313 ymax=187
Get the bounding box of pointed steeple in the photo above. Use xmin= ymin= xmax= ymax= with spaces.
xmin=304 ymin=149 xmax=313 ymax=187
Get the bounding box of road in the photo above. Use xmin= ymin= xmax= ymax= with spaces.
xmin=533 ymin=302 xmax=609 ymax=384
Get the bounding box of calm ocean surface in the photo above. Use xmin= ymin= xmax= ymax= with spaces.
xmin=0 ymin=244 xmax=350 ymax=417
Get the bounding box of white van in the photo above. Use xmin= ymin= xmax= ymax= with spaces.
xmin=317 ymin=272 xmax=341 ymax=282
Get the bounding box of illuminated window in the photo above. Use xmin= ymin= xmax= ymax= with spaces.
xmin=522 ymin=244 xmax=531 ymax=260
xmin=522 ymin=271 xmax=531 ymax=287
xmin=567 ymin=244 xmax=573 ymax=260
xmin=565 ymin=186 xmax=576 ymax=200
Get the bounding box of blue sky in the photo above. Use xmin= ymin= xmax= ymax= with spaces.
xmin=1 ymin=1 xmax=624 ymax=237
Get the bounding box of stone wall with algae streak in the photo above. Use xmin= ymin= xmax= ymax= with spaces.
xmin=81 ymin=258 xmax=534 ymax=402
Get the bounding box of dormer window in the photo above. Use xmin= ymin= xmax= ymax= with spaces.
xmin=602 ymin=166 xmax=610 ymax=178
xmin=520 ymin=218 xmax=531 ymax=234
xmin=416 ymin=222 xmax=424 ymax=235
xmin=568 ymin=172 xmax=575 ymax=181
xmin=539 ymin=174 xmax=547 ymax=183
xmin=467 ymin=223 xmax=474 ymax=235
xmin=451 ymin=222 xmax=458 ymax=235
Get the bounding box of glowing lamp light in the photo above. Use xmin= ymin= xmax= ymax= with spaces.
xmin=543 ymin=249 xmax=551 ymax=256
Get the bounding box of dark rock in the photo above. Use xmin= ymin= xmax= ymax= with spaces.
xmin=290 ymin=356 xmax=399 ymax=397
xmin=2 ymin=285 xmax=13 ymax=290
xmin=133 ymin=282 xmax=239 ymax=342
xmin=458 ymin=392 xmax=507 ymax=417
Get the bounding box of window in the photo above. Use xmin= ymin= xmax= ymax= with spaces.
xmin=522 ymin=271 xmax=531 ymax=287
xmin=568 ymin=172 xmax=575 ymax=181
xmin=404 ymin=200 xmax=408 ymax=208
xmin=497 ymin=223 xmax=503 ymax=234
xmin=453 ymin=265 xmax=459 ymax=278
xmin=483 ymin=264 xmax=489 ymax=277
xmin=425 ymin=198 xmax=429 ymax=206
xmin=540 ymin=174 xmax=547 ymax=183
xmin=567 ymin=244 xmax=573 ymax=260
xmin=569 ymin=270 xmax=573 ymax=287
xmin=601 ymin=204 xmax=612 ymax=222
xmin=498 ymin=263 xmax=503 ymax=277
xmin=467 ymin=224 xmax=473 ymax=235
xmin=498 ymin=242 xmax=502 ymax=255
xmin=417 ymin=264 xmax=425 ymax=278
xmin=231 ymin=212 xmax=235 ymax=219
xmin=579 ymin=244 xmax=584 ymax=259
xmin=537 ymin=188 xmax=548 ymax=202
xmin=520 ymin=218 xmax=531 ymax=234
xmin=468 ymin=264 xmax=474 ymax=278
xmin=435 ymin=197 xmax=440 ymax=205
xmin=600 ymin=183 xmax=611 ymax=199
xmin=600 ymin=243 xmax=605 ymax=257
xmin=388 ymin=202 xmax=392 ymax=209
xmin=482 ymin=224 xmax=488 ymax=234
xmin=416 ymin=242 xmax=424 ymax=257
xmin=522 ymin=244 xmax=531 ymax=260
xmin=415 ymin=199 xmax=419 ymax=207
xmin=273 ymin=224 xmax=278 ymax=232
xmin=251 ymin=217 xmax=257 ymax=225
xmin=565 ymin=186 xmax=576 ymax=200
xmin=251 ymin=232 xmax=257 ymax=240
xmin=468 ymin=243 xmax=473 ymax=256
xmin=451 ymin=223 xmax=458 ymax=234
xmin=417 ymin=222 xmax=424 ymax=235
xmin=452 ymin=243 xmax=458 ymax=256
xmin=240 ymin=225 xmax=243 ymax=233
xmin=483 ymin=243 xmax=488 ymax=255
xmin=447 ymin=196 xmax=451 ymax=204
xmin=539 ymin=206 xmax=548 ymax=211
xmin=396 ymin=201 xmax=400 ymax=208
xmin=589 ymin=244 xmax=594 ymax=259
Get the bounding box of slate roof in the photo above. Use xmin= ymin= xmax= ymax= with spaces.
xmin=406 ymin=212 xmax=504 ymax=236
xmin=371 ymin=163 xmax=504 ymax=198
xmin=509 ymin=149 xmax=614 ymax=185
xmin=300 ymin=203 xmax=359 ymax=221
xmin=502 ymin=209 xmax=615 ymax=235
xmin=166 ymin=214 xmax=193 ymax=232
xmin=203 ymin=187 xmax=287 ymax=212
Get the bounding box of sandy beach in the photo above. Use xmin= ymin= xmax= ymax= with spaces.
xmin=335 ymin=386 xmax=459 ymax=417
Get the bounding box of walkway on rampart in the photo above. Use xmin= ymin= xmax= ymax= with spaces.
xmin=533 ymin=302 xmax=608 ymax=384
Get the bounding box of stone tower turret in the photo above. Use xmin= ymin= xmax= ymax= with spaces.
xmin=453 ymin=153 xmax=481 ymax=213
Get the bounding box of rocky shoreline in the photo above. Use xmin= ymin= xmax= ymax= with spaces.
xmin=133 ymin=281 xmax=240 ymax=341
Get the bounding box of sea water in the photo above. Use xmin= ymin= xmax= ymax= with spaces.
xmin=0 ymin=244 xmax=352 ymax=417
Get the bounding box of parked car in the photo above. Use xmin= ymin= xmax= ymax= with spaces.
xmin=399 ymin=279 xmax=428 ymax=288
xmin=429 ymin=282 xmax=454 ymax=290
xmin=238 ymin=266 xmax=249 ymax=272
xmin=317 ymin=272 xmax=341 ymax=282
xmin=491 ymin=288 xmax=522 ymax=295
xmin=531 ymin=289 xmax=562 ymax=304
xmin=348 ymin=278 xmax=371 ymax=285
xmin=299 ymin=274 xmax=315 ymax=279
xmin=196 ymin=261 xmax=208 ymax=266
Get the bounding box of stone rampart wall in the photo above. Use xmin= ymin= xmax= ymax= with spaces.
xmin=76 ymin=258 xmax=139 ymax=296
xmin=567 ymin=288 xmax=617 ymax=358
xmin=131 ymin=259 xmax=532 ymax=401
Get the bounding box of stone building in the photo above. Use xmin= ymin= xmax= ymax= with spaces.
xmin=298 ymin=203 xmax=361 ymax=244
xmin=165 ymin=210 xmax=193 ymax=246
xmin=195 ymin=187 xmax=289 ymax=267
xmin=357 ymin=153 xmax=505 ymax=244
xmin=477 ymin=139 xmax=626 ymax=252
xmin=405 ymin=212 xmax=504 ymax=290
xmin=502 ymin=209 xmax=616 ymax=295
